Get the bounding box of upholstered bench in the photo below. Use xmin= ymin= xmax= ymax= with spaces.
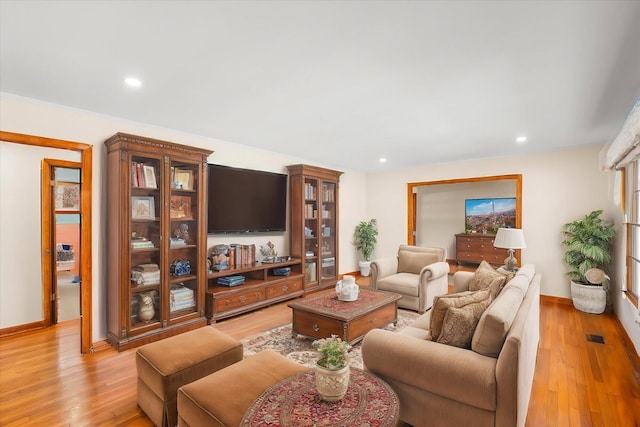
xmin=136 ymin=327 xmax=243 ymax=427
xmin=177 ymin=349 xmax=309 ymax=427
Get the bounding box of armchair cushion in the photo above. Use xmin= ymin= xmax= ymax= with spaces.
xmin=438 ymin=295 xmax=491 ymax=348
xmin=429 ymin=289 xmax=491 ymax=341
xmin=398 ymin=250 xmax=441 ymax=274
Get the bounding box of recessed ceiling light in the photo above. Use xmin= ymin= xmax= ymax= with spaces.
xmin=516 ymin=136 xmax=527 ymax=144
xmin=124 ymin=77 xmax=142 ymax=88
xmin=379 ymin=158 xmax=387 ymax=163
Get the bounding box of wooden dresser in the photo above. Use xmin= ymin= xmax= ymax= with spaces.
xmin=455 ymin=233 xmax=504 ymax=267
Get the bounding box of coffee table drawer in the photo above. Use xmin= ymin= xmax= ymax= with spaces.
xmin=216 ymin=289 xmax=265 ymax=313
xmin=292 ymin=310 xmax=344 ymax=340
xmin=349 ymin=304 xmax=397 ymax=340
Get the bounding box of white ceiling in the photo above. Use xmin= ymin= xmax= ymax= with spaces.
xmin=1 ymin=1 xmax=639 ymax=172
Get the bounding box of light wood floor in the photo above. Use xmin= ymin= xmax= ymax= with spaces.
xmin=1 ymin=284 xmax=639 ymax=426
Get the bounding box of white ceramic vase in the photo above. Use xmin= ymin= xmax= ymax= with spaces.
xmin=359 ymin=260 xmax=372 ymax=277
xmin=315 ymin=363 xmax=350 ymax=402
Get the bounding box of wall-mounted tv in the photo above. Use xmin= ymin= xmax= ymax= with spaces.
xmin=465 ymin=197 xmax=516 ymax=234
xmin=207 ymin=164 xmax=287 ymax=234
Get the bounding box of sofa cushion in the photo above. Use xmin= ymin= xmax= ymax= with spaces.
xmin=429 ymin=289 xmax=490 ymax=341
xmin=437 ymin=294 xmax=491 ymax=348
xmin=469 ymin=261 xmax=507 ymax=298
xmin=471 ymin=285 xmax=526 ymax=357
xmin=398 ymin=250 xmax=440 ymax=274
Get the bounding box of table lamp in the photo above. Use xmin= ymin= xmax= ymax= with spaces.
xmin=493 ymin=228 xmax=526 ymax=272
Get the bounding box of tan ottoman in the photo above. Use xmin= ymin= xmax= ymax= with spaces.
xmin=136 ymin=327 xmax=243 ymax=427
xmin=177 ymin=349 xmax=309 ymax=427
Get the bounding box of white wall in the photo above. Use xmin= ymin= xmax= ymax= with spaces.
xmin=0 ymin=93 xmax=366 ymax=340
xmin=416 ymin=180 xmax=516 ymax=257
xmin=367 ymin=145 xmax=617 ymax=300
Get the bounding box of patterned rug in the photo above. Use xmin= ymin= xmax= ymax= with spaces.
xmin=240 ymin=309 xmax=419 ymax=369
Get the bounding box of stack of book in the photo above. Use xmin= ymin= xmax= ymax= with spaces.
xmin=228 ymin=244 xmax=256 ymax=268
xmin=217 ymin=275 xmax=245 ymax=287
xmin=131 ymin=237 xmax=154 ymax=249
xmin=170 ymin=238 xmax=186 ymax=248
xmin=131 ymin=263 xmax=160 ymax=286
xmin=170 ymin=285 xmax=195 ymax=312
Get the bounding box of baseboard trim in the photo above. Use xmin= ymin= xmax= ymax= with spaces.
xmin=0 ymin=320 xmax=46 ymax=338
xmin=540 ymin=295 xmax=573 ymax=305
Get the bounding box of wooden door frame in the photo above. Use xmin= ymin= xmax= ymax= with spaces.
xmin=0 ymin=131 xmax=93 ymax=354
xmin=407 ymin=174 xmax=523 ymax=253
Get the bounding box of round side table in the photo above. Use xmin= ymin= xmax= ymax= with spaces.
xmin=240 ymin=367 xmax=399 ymax=426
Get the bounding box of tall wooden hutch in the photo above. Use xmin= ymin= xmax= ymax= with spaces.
xmin=287 ymin=164 xmax=343 ymax=293
xmin=105 ymin=133 xmax=212 ymax=351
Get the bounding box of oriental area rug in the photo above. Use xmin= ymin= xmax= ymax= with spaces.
xmin=240 ymin=309 xmax=420 ymax=369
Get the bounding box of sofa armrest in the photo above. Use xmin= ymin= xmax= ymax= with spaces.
xmin=362 ymin=329 xmax=497 ymax=410
xmin=453 ymin=271 xmax=474 ymax=292
xmin=370 ymin=257 xmax=399 ymax=289
xmin=418 ymin=261 xmax=450 ymax=310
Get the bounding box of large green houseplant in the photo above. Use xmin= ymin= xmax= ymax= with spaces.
xmin=354 ymin=219 xmax=378 ymax=276
xmin=561 ymin=210 xmax=615 ymax=314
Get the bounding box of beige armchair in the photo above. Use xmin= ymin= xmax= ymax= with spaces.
xmin=370 ymin=245 xmax=449 ymax=313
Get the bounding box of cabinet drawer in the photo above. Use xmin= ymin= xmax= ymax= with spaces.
xmin=457 ymin=251 xmax=502 ymax=264
xmin=266 ymin=278 xmax=302 ymax=299
xmin=292 ymin=310 xmax=344 ymax=340
xmin=215 ymin=289 xmax=265 ymax=313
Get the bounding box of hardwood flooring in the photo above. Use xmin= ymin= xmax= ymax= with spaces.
xmin=1 ymin=284 xmax=639 ymax=426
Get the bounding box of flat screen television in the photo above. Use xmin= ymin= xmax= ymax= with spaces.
xmin=207 ymin=164 xmax=287 ymax=234
xmin=464 ymin=197 xmax=516 ymax=234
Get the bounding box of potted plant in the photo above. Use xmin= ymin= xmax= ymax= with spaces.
xmin=561 ymin=210 xmax=615 ymax=314
xmin=354 ymin=218 xmax=378 ymax=276
xmin=312 ymin=335 xmax=351 ymax=401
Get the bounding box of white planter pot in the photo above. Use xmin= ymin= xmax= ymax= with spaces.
xmin=359 ymin=260 xmax=372 ymax=277
xmin=570 ymin=280 xmax=606 ymax=314
xmin=315 ymin=363 xmax=350 ymax=402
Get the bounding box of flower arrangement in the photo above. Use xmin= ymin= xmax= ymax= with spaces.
xmin=312 ymin=334 xmax=350 ymax=370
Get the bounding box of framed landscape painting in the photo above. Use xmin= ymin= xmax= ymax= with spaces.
xmin=464 ymin=197 xmax=516 ymax=234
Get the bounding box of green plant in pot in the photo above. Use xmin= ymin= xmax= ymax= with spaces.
xmin=354 ymin=218 xmax=378 ymax=276
xmin=561 ymin=210 xmax=615 ymax=314
xmin=312 ymin=335 xmax=351 ymax=401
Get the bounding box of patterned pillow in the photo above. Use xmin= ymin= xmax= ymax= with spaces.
xmin=437 ymin=295 xmax=492 ymax=348
xmin=469 ymin=261 xmax=507 ymax=298
xmin=429 ymin=289 xmax=491 ymax=341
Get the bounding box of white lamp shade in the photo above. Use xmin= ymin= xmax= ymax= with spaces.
xmin=493 ymin=228 xmax=526 ymax=249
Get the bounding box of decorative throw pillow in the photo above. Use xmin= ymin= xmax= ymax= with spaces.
xmin=437 ymin=295 xmax=492 ymax=348
xmin=429 ymin=289 xmax=491 ymax=341
xmin=397 ymin=250 xmax=440 ymax=274
xmin=469 ymin=261 xmax=507 ymax=299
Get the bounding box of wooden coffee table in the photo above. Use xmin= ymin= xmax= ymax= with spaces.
xmin=288 ymin=288 xmax=402 ymax=344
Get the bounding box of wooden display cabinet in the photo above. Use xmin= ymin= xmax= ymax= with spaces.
xmin=455 ymin=233 xmax=504 ymax=267
xmin=287 ymin=164 xmax=343 ymax=293
xmin=105 ymin=133 xmax=212 ymax=351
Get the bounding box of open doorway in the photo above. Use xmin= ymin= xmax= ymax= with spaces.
xmin=0 ymin=131 xmax=93 ymax=354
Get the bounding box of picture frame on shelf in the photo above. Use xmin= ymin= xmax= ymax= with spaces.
xmin=170 ymin=195 xmax=192 ymax=219
xmin=143 ymin=165 xmax=157 ymax=189
xmin=173 ymin=168 xmax=194 ymax=190
xmin=132 ymin=196 xmax=156 ymax=219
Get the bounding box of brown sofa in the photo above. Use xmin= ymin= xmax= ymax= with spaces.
xmin=370 ymin=245 xmax=449 ymax=313
xmin=362 ymin=264 xmax=540 ymax=427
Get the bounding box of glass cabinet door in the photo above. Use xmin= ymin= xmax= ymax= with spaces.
xmin=129 ymin=155 xmax=162 ymax=331
xmin=304 ymin=178 xmax=319 ymax=285
xmin=320 ymin=181 xmax=337 ymax=281
xmin=168 ymin=160 xmax=200 ymax=321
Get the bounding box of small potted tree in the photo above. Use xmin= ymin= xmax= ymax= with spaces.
xmin=312 ymin=335 xmax=351 ymax=401
xmin=561 ymin=210 xmax=615 ymax=314
xmin=354 ymin=219 xmax=378 ymax=276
